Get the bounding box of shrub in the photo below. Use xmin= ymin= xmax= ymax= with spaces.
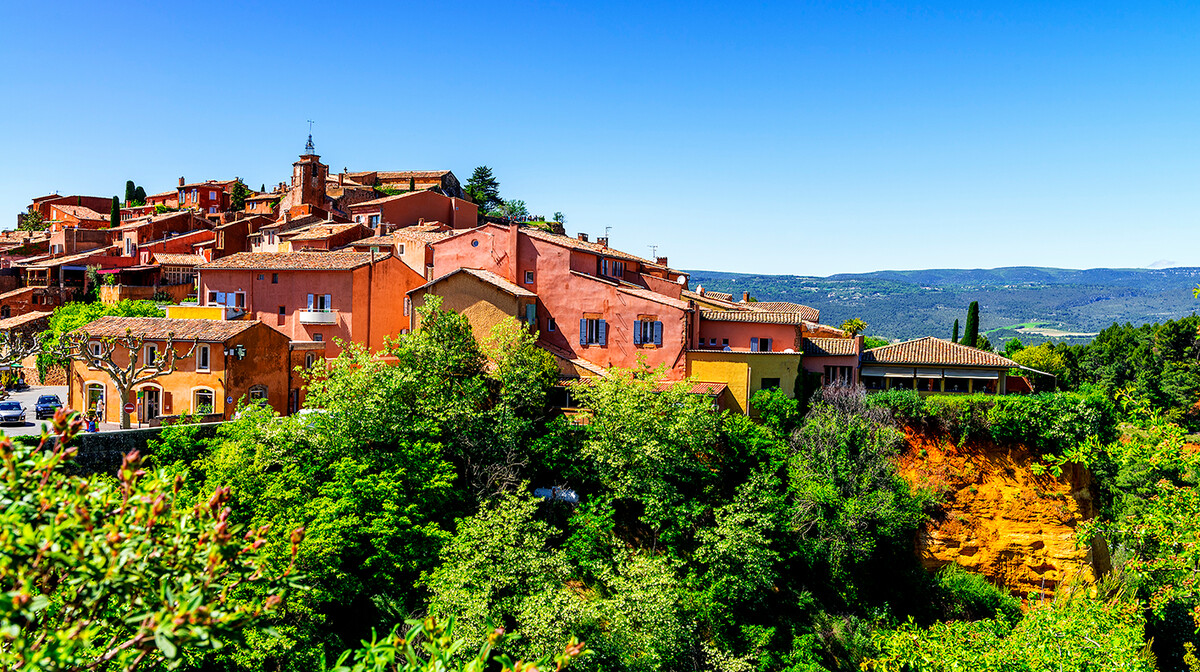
xmin=934 ymin=564 xmax=1021 ymax=626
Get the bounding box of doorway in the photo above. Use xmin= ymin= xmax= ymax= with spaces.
xmin=140 ymin=387 xmax=160 ymax=421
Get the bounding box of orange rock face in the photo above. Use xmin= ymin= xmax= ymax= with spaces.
xmin=896 ymin=427 xmax=1101 ymax=601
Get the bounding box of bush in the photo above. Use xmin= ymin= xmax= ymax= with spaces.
xmin=934 ymin=564 xmax=1021 ymax=626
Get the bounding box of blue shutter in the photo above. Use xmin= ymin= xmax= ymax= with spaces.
xmin=766 ymin=338 xmax=773 ymax=352
xmin=525 ymin=303 xmax=536 ymax=326
xmin=599 ymin=320 xmax=607 ymax=346
xmin=751 ymin=337 xmax=759 ymax=351
xmin=579 ymin=319 xmax=587 ymax=346
xmin=653 ymin=321 xmax=663 ymax=347
xmin=633 ymin=321 xmax=642 ymax=345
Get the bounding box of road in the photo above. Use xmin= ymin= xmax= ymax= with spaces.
xmin=0 ymin=385 xmax=69 ymax=437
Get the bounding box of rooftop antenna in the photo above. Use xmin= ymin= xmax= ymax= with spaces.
xmin=605 ymin=226 xmax=612 ymax=239
xmin=648 ymin=244 xmax=659 ymax=258
xmin=305 ymin=120 xmax=315 ymax=154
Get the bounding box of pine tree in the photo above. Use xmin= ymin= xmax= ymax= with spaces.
xmin=124 ymin=181 xmax=136 ymax=206
xmin=110 ymin=196 xmax=120 ymax=229
xmin=952 ymin=319 xmax=960 ymax=343
xmin=464 ymin=166 xmax=501 ymax=214
xmin=962 ymin=302 xmax=980 ymax=348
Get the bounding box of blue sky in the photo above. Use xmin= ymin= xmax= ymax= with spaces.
xmin=3 ymin=1 xmax=1198 ymax=275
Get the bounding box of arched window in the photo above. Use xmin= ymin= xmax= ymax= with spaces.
xmin=1 ymin=306 xmax=10 ymax=318
xmin=305 ymin=353 xmax=315 ymax=369
xmin=249 ymin=385 xmax=267 ymax=401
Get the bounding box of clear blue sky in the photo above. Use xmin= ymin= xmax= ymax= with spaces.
xmin=4 ymin=1 xmax=1198 ymax=275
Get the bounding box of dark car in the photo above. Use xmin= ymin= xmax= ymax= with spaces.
xmin=35 ymin=395 xmax=62 ymax=420
xmin=0 ymin=401 xmax=26 ymax=425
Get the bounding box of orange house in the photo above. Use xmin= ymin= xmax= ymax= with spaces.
xmin=68 ymin=316 xmax=292 ymax=424
xmin=348 ymin=190 xmax=478 ymax=230
xmin=198 ymin=251 xmax=423 ymax=355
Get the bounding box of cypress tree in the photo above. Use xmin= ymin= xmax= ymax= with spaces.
xmin=952 ymin=319 xmax=960 ymax=343
xmin=962 ymin=302 xmax=980 ymax=348
xmin=260 ymin=184 xmax=265 ymax=193
xmin=110 ymin=196 xmax=120 ymax=229
xmin=133 ymin=186 xmax=146 ymax=204
xmin=124 ymin=181 xmax=135 ymax=205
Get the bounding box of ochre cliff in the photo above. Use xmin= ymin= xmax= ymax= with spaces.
xmin=896 ymin=428 xmax=1102 ymax=601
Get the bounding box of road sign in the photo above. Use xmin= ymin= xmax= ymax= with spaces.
xmin=123 ymin=402 xmax=136 ymax=414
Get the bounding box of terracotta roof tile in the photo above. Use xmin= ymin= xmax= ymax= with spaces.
xmin=348 ymin=190 xmax=442 ymax=210
xmin=282 ymin=223 xmax=364 ymax=241
xmin=154 ymin=253 xmax=207 ymax=266
xmin=745 ymin=301 xmax=820 ymax=322
xmin=77 ymin=316 xmax=258 ymax=342
xmin=861 ymin=337 xmax=1017 ymax=368
xmin=700 ymin=310 xmax=815 ymax=327
xmin=50 ymin=205 xmax=107 ymax=220
xmin=803 ymin=337 xmax=858 ymax=356
xmin=0 ymin=311 xmax=51 ymax=331
xmin=707 ymin=291 xmax=733 ymax=301
xmin=520 ymin=227 xmax=661 ymax=266
xmin=199 ymin=251 xmax=390 ymax=271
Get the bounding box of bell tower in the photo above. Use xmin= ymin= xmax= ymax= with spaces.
xmin=290 ymin=130 xmax=327 ymax=209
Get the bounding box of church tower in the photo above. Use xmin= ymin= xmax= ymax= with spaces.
xmin=279 ymin=131 xmax=329 ymax=215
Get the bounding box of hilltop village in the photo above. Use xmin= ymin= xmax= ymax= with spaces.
xmin=6 ymin=138 xmax=1026 ymax=426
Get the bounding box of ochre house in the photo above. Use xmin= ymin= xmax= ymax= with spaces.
xmin=68 ymin=316 xmax=291 ymax=425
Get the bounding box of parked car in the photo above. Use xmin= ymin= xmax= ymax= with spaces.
xmin=0 ymin=401 xmax=26 ymax=425
xmin=35 ymin=395 xmax=62 ymax=420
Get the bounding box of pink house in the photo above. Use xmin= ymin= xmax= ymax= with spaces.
xmin=348 ymin=190 xmax=478 ymax=230
xmin=198 ymin=250 xmax=423 ymax=355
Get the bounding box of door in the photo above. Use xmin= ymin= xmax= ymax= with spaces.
xmin=141 ymin=388 xmax=160 ymax=420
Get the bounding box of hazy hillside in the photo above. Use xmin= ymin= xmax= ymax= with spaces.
xmin=686 ymin=266 xmax=1200 ymax=343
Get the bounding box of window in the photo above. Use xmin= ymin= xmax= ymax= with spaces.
xmin=750 ymin=337 xmax=773 ymax=352
xmin=271 ymin=272 xmax=279 ymax=283
xmin=278 ymin=305 xmax=286 ymax=315
xmin=313 ymin=334 xmax=323 ymax=342
xmin=633 ymin=319 xmax=663 ymax=347
xmin=305 ymin=353 xmax=315 ymax=368
xmin=249 ymin=385 xmax=267 ymax=401
xmin=824 ymin=366 xmax=853 ymax=386
xmin=0 ymin=306 xmax=8 ymax=319
xmin=471 ymin=239 xmax=479 ymax=247
xmin=760 ymin=378 xmax=781 ymax=390
xmin=599 ymin=258 xmax=625 ymax=278
xmin=307 ymin=294 xmax=332 ymax=311
xmin=579 ymin=318 xmax=606 ymax=346
xmin=86 ymin=383 xmax=105 ymax=414
xmin=234 ymin=292 xmax=245 ymax=309
xmin=197 ymin=345 xmax=210 ymax=371
xmin=404 ymin=297 xmax=411 ymax=316
xmin=207 ymin=290 xmax=218 ymax=305
xmin=523 ymin=303 xmax=536 ymax=327
xmin=722 ymin=339 xmax=730 ymax=349
xmin=524 ymin=270 xmax=534 ymax=284
xmin=548 ymin=318 xmax=556 ymax=332
xmin=368 ymin=215 xmax=380 ymax=225
xmin=89 ymin=341 xmax=102 ymax=357
xmin=208 ymin=190 xmax=217 ymax=200
xmin=258 ymin=273 xmax=264 ymax=281
xmin=398 ymin=243 xmax=405 ymax=254
xmin=709 ymin=338 xmax=717 ymax=346
xmin=144 ymin=344 xmax=158 ymax=366
xmin=193 ymin=388 xmax=214 ymax=414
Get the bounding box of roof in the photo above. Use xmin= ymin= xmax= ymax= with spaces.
xmin=246 ymin=192 xmax=281 ymax=201
xmin=746 ymin=301 xmax=820 ymax=322
xmin=700 ymin=310 xmax=814 ymax=327
xmin=179 ymin=180 xmax=235 ymax=190
xmin=0 ymin=311 xmax=51 ymax=331
xmin=154 ymin=253 xmax=207 ymax=266
xmin=392 ymin=227 xmax=453 ymax=244
xmin=654 ymin=380 xmax=729 ymax=396
xmin=146 ymin=190 xmax=176 ymax=199
xmin=520 ymin=227 xmax=662 ymax=266
xmin=861 ymin=337 xmax=1018 ymax=368
xmin=77 ymin=316 xmax=258 ymax=342
xmin=200 ymin=251 xmax=391 ymax=271
xmin=23 ymin=246 xmax=120 ymax=269
xmin=416 ymin=267 xmax=536 ymax=298
xmin=348 ymin=170 xmax=453 ymax=180
xmin=50 ymin=205 xmax=107 ymax=220
xmin=282 ymin=223 xmax=363 ymax=241
xmin=707 ymin=291 xmax=733 ymax=301
xmin=803 ymin=337 xmax=858 ymax=357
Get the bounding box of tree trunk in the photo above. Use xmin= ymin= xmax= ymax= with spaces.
xmin=119 ymin=387 xmax=131 ymax=429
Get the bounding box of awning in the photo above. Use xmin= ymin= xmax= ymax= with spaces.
xmin=943 ymin=368 xmax=1000 ymax=380
xmin=915 ymin=367 xmax=942 ymax=378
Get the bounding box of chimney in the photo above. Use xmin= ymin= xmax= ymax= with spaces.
xmin=657 ymin=256 xmax=668 ymax=267
xmin=178 ymin=176 xmax=185 ymax=187
xmin=418 ymin=218 xmax=424 ymax=226
xmin=338 ymin=173 xmax=345 ymax=186
xmin=597 ymin=237 xmax=609 ymax=248
xmin=697 ymin=285 xmax=706 ymax=296
xmin=375 ymin=223 xmax=384 ymax=237
xmin=742 ymin=291 xmax=750 ymax=302
xmin=577 ymin=233 xmax=589 ymax=242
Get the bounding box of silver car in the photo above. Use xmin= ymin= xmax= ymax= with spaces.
xmin=0 ymin=401 xmax=26 ymax=425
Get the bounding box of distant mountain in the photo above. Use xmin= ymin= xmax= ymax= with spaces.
xmin=685 ymin=266 xmax=1200 ymax=343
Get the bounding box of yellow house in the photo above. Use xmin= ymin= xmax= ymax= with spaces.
xmin=686 ymin=350 xmax=803 ymax=415
xmin=407 ymin=267 xmax=538 ymax=341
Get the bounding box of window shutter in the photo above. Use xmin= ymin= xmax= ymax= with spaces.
xmin=633 ymin=321 xmax=642 ymax=345
xmin=307 ymin=294 xmax=314 ymax=310
xmin=766 ymin=338 xmax=773 ymax=352
xmin=579 ymin=319 xmax=587 ymax=346
xmin=324 ymin=294 xmax=332 ymax=311
xmin=525 ymin=303 xmax=536 ymax=326
xmin=163 ymin=391 xmax=172 ymax=412
xmin=598 ymin=320 xmax=607 ymax=346
xmin=751 ymin=337 xmax=759 ymax=351
xmin=654 ymin=321 xmax=663 ymax=347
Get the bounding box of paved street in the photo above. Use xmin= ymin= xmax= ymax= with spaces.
xmin=0 ymin=385 xmax=69 ymax=437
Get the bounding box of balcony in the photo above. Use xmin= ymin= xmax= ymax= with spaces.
xmin=298 ymin=309 xmax=338 ymax=325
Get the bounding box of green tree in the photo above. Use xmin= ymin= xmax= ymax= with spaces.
xmin=500 ymin=199 xmax=528 ymax=220
xmin=1003 ymin=337 xmax=1025 ymax=358
xmin=17 ymin=210 xmax=45 ymax=232
xmin=962 ymin=301 xmax=980 ymax=348
xmin=110 ymin=195 xmax=120 ymax=228
xmin=230 ymin=179 xmax=252 ymax=211
xmin=133 ymin=185 xmax=147 ymax=204
xmin=864 ymin=335 xmax=889 ymax=349
xmin=841 ymin=318 xmax=868 ymax=336
xmin=125 ymin=180 xmax=136 ymax=205
xmin=464 ymin=166 xmax=502 ymax=214
xmin=951 ymin=318 xmax=960 ymax=343
xmin=1012 ymin=343 xmax=1065 ymax=389
xmin=553 ymin=211 xmax=566 ymax=224
xmin=1 ymin=414 xmax=299 ymax=672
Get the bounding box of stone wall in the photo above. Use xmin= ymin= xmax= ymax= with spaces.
xmin=48 ymin=422 xmax=225 ymax=475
